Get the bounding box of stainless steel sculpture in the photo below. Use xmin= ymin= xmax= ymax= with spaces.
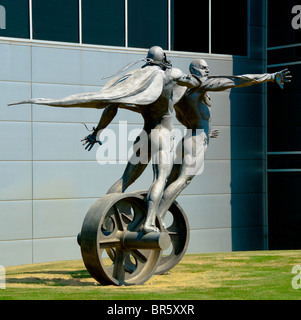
xmin=9 ymin=47 xmax=291 ymax=286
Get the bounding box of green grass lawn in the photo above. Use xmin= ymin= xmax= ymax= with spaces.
xmin=1 ymin=250 xmax=301 ymax=300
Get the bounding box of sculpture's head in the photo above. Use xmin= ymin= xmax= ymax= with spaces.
xmin=144 ymin=46 xmax=172 ymax=69
xmin=189 ymin=59 xmax=210 ymax=77
xmin=146 ymin=46 xmax=165 ymax=63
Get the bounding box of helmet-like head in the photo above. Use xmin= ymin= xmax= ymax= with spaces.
xmin=146 ymin=46 xmax=165 ymax=63
xmin=189 ymin=59 xmax=210 ymax=77
xmin=144 ymin=46 xmax=172 ymax=69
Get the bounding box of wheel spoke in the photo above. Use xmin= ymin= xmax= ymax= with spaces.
xmin=121 ymin=211 xmax=133 ymax=224
xmin=113 ymin=250 xmax=126 ymax=284
xmin=125 ymin=250 xmax=147 ymax=275
xmin=131 ymin=249 xmax=148 ymax=263
xmin=113 ymin=204 xmax=124 ymax=230
xmin=99 ymin=238 xmax=120 ymax=248
xmin=167 ymin=230 xmax=180 ymax=235
xmin=106 ymin=248 xmax=116 ymax=262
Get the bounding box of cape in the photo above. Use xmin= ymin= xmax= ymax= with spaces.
xmin=172 ymin=84 xmax=187 ymax=105
xmin=9 ymin=66 xmax=165 ymax=109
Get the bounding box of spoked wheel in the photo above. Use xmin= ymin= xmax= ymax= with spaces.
xmin=78 ymin=193 xmax=170 ymax=286
xmin=134 ymin=191 xmax=190 ymax=275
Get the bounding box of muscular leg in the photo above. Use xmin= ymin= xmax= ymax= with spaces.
xmin=164 ymin=136 xmax=184 ymax=187
xmin=143 ymin=127 xmax=174 ymax=233
xmin=158 ymin=131 xmax=208 ymax=220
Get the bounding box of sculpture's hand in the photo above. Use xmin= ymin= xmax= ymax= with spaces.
xmin=81 ymin=133 xmax=102 ymax=151
xmin=209 ymin=129 xmax=219 ymax=139
xmin=274 ymin=69 xmax=292 ymax=89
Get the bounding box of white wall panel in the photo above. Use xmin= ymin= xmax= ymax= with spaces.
xmin=177 ymin=194 xmax=231 ymax=230
xmin=205 ymin=126 xmax=231 ymax=160
xmin=0 ymin=240 xmax=32 ymax=266
xmin=33 ymin=198 xmax=94 ymax=238
xmin=32 ymin=47 xmax=82 ymax=84
xmin=33 ymin=237 xmax=80 ymax=263
xmin=0 ymin=201 xmax=32 ymax=240
xmin=187 ymin=228 xmax=232 ymax=253
xmin=0 ymin=122 xmax=31 ymax=160
xmin=0 ymin=44 xmax=31 ymax=82
xmin=32 ymin=160 xmax=153 ymax=199
xmin=0 ymin=161 xmax=32 ymax=200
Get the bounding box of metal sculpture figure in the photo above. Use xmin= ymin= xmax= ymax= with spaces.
xmin=9 ymin=48 xmax=291 ymax=286
xmin=158 ymin=59 xmax=292 ymax=220
xmin=10 ymin=46 xmax=203 ymax=234
xmin=78 ymin=60 xmax=291 ymax=278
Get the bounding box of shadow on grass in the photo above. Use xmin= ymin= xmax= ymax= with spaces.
xmin=6 ymin=269 xmax=98 ymax=287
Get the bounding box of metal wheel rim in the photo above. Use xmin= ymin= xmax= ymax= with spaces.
xmin=79 ymin=193 xmax=163 ymax=286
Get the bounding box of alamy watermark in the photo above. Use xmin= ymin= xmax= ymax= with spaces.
xmin=0 ymin=5 xmax=6 ymax=30
xmin=94 ymin=122 xmax=207 ymax=176
xmin=292 ymin=265 xmax=301 ymax=289
xmin=0 ymin=265 xmax=5 ymax=289
xmin=292 ymin=5 xmax=301 ymax=30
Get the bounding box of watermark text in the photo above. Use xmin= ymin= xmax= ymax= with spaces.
xmin=95 ymin=122 xmax=207 ymax=176
xmin=0 ymin=265 xmax=5 ymax=289
xmin=292 ymin=265 xmax=301 ymax=289
xmin=0 ymin=5 xmax=5 ymax=30
xmin=292 ymin=5 xmax=301 ymax=30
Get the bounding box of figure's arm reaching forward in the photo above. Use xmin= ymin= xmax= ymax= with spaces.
xmin=81 ymin=104 xmax=118 ymax=151
xmin=171 ymin=68 xmax=203 ymax=88
xmin=200 ymin=69 xmax=292 ymax=91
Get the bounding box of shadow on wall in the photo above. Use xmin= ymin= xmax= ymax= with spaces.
xmin=230 ymin=56 xmax=266 ymax=251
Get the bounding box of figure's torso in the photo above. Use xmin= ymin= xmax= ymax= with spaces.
xmin=138 ymin=67 xmax=180 ymax=132
xmin=175 ymin=88 xmax=211 ymax=137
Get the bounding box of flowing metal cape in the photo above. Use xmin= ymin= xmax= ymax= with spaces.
xmin=9 ymin=66 xmax=168 ymax=109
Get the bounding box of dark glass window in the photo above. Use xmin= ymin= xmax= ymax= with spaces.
xmin=0 ymin=0 xmax=29 ymax=39
xmin=128 ymin=0 xmax=168 ymax=49
xmin=268 ymin=154 xmax=301 ymax=169
xmin=171 ymin=0 xmax=209 ymax=53
xmin=211 ymin=0 xmax=248 ymax=56
xmin=267 ymin=64 xmax=301 ymax=152
xmin=268 ymin=172 xmax=301 ymax=250
xmin=82 ymin=0 xmax=125 ymax=47
xmin=32 ymin=0 xmax=79 ymax=43
xmin=268 ymin=0 xmax=301 ymax=47
xmin=268 ymin=46 xmax=301 ymax=65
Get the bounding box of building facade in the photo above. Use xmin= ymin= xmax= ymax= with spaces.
xmin=0 ymin=0 xmax=298 ymax=267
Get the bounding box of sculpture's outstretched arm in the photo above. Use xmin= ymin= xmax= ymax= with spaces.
xmin=200 ymin=69 xmax=292 ymax=91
